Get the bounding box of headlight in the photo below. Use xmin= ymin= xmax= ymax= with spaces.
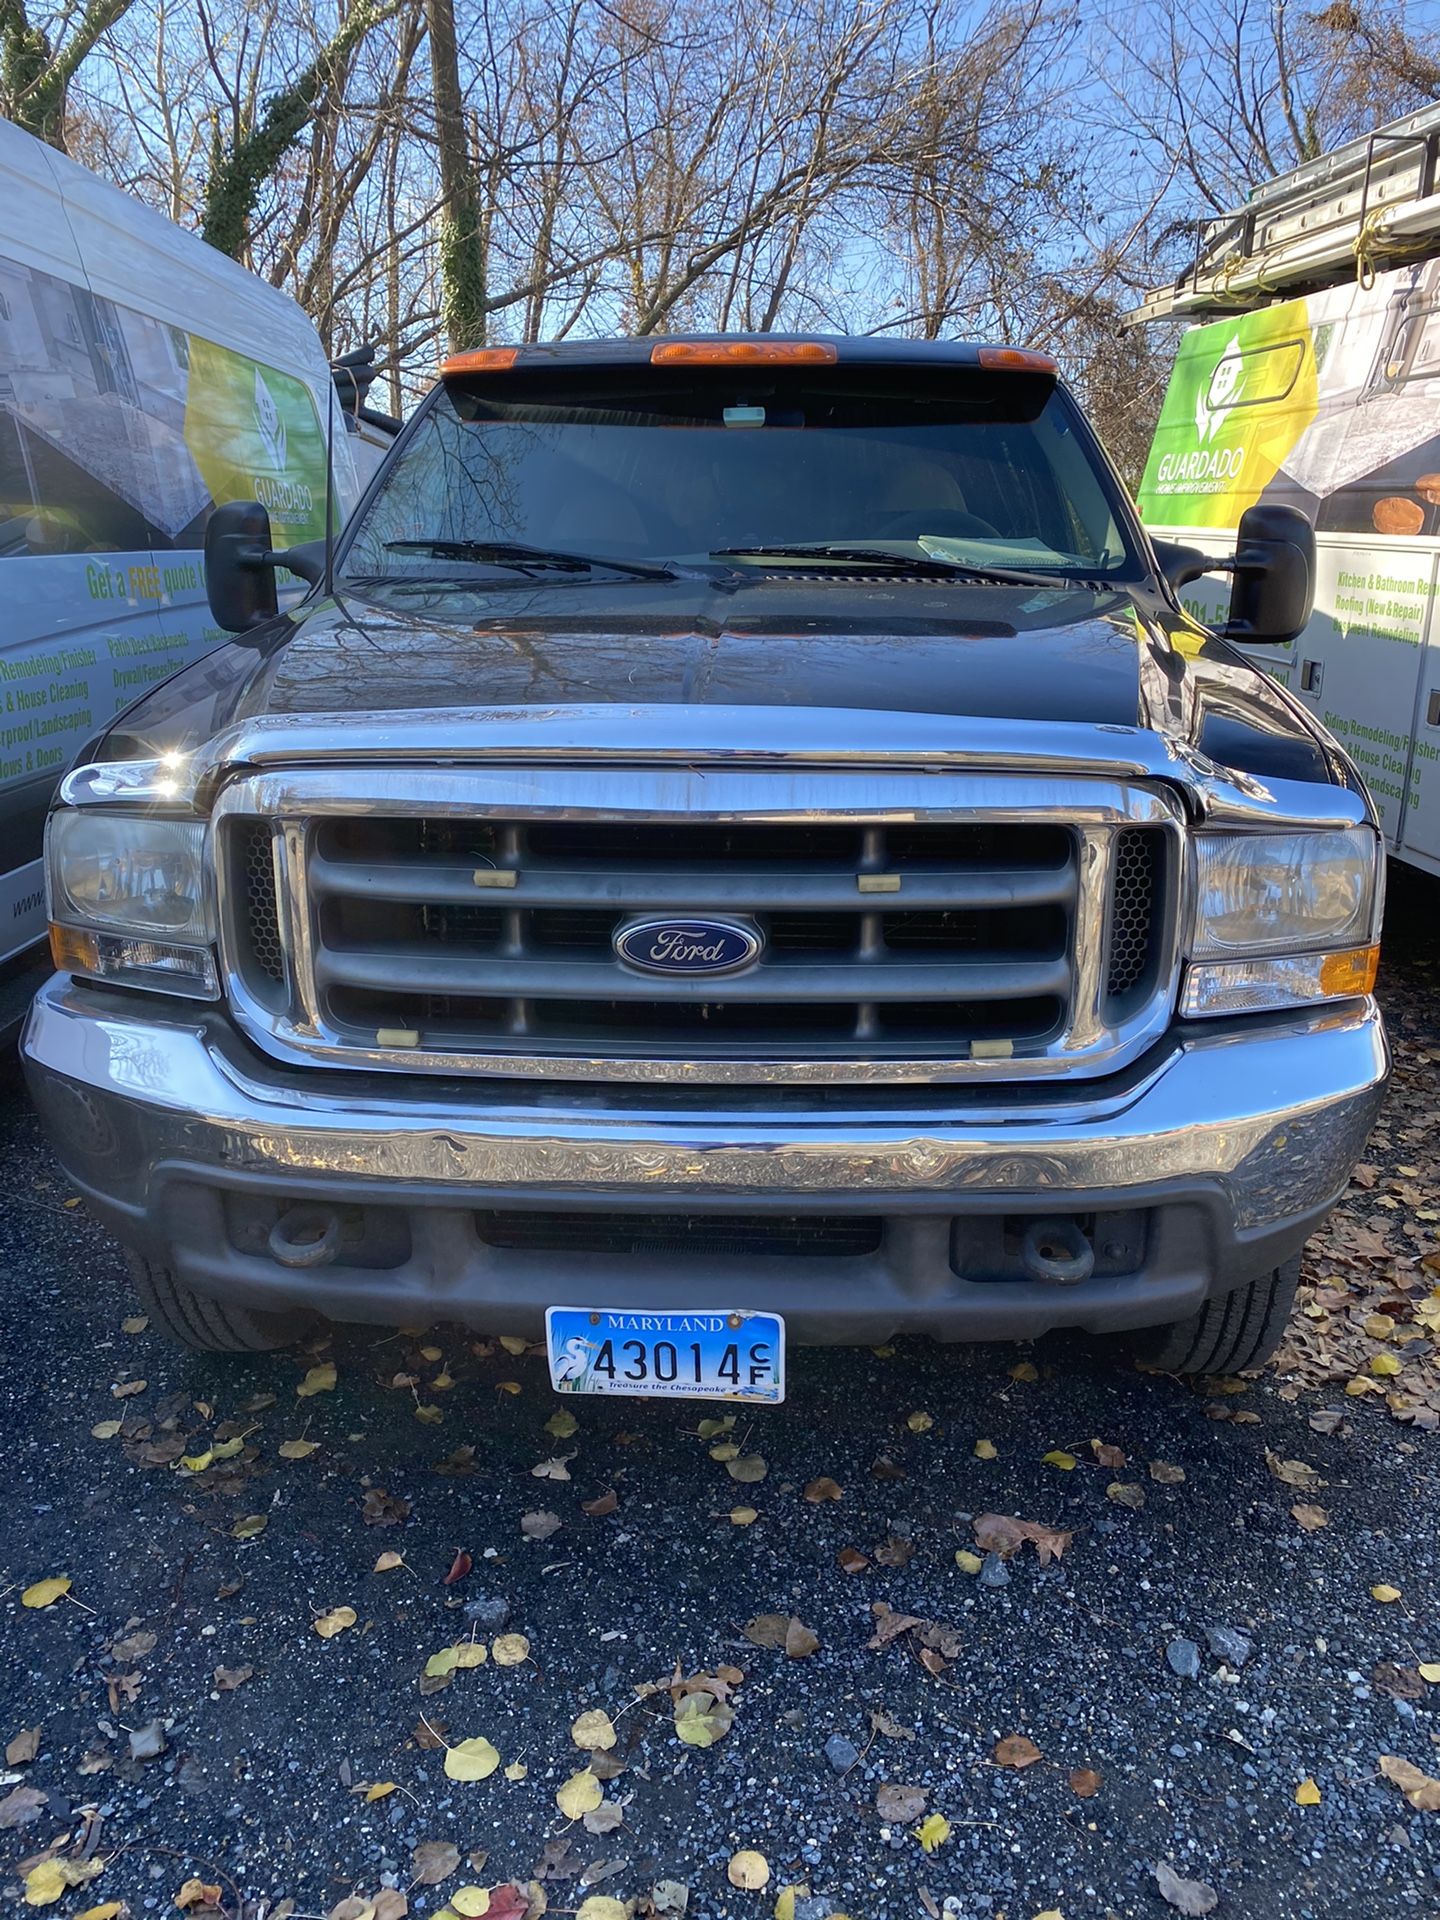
xmin=46 ymin=810 xmax=217 ymax=997
xmin=1191 ymin=828 xmax=1379 ymax=957
xmin=1184 ymin=826 xmax=1382 ymax=1018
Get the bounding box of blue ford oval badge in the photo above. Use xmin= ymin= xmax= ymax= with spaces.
xmin=614 ymin=915 xmax=764 ymax=976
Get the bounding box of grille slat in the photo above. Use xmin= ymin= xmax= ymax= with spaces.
xmin=314 ymin=945 xmax=1073 ymax=1003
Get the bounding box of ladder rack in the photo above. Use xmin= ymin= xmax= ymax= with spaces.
xmin=1125 ymin=103 xmax=1440 ymax=327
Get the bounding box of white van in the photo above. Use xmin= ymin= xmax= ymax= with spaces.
xmin=1134 ymin=105 xmax=1440 ymax=877
xmin=0 ymin=120 xmax=361 ymax=1018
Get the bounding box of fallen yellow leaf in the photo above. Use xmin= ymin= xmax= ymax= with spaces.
xmin=556 ymin=1767 xmax=602 ymax=1818
xmin=576 ymin=1902 xmax=627 ymax=1920
xmin=231 ymin=1514 xmax=267 ymax=1540
xmin=774 ymin=1888 xmax=810 ymax=1920
xmin=491 ymin=1633 xmax=530 ymax=1666
xmin=906 ymin=1411 xmax=933 ymax=1433
xmin=296 ymin=1362 xmax=337 ymax=1396
xmin=726 ymin=1851 xmax=770 ymax=1891
xmin=76 ymin=1905 xmax=123 ymax=1920
xmin=121 ymin=1316 xmax=148 ymax=1334
xmin=180 ymin=1450 xmax=214 ymax=1473
xmin=373 ymin=1551 xmax=405 ymax=1573
xmin=90 ymin=1420 xmax=123 ymax=1440
xmin=22 ymin=1859 xmax=102 ymax=1907
xmin=449 ymin=1890 xmax=490 ymax=1917
xmin=546 ymin=1409 xmax=578 ymax=1439
xmin=365 ymin=1781 xmax=397 ymax=1802
xmin=504 ymin=1760 xmax=527 ymax=1781
xmin=278 ymin=1438 xmax=320 ymax=1459
xmin=914 ymin=1812 xmax=951 ymax=1853
xmin=1295 ymin=1777 xmax=1321 ymax=1805
xmin=499 ymin=1335 xmax=528 ymax=1354
xmin=1370 ymin=1351 xmax=1402 ymax=1377
xmin=314 ymin=1605 xmax=358 ymax=1638
xmin=570 ymin=1709 xmax=616 ymax=1751
xmin=444 ymin=1736 xmax=501 ymax=1782
xmin=729 ymin=1506 xmax=759 ymax=1526
xmin=1010 ymin=1361 xmax=1039 ymax=1381
xmin=1418 ymin=1663 xmax=1440 ymax=1684
xmin=1372 ymin=1584 xmax=1403 ymax=1604
xmin=496 ymin=1380 xmax=522 ymax=1395
xmin=415 ymin=1404 xmax=444 ymax=1425
xmin=21 ymin=1577 xmax=71 ymax=1609
xmin=974 ymin=1438 xmax=997 ymax=1459
xmin=954 ymin=1549 xmax=983 ymax=1575
xmin=1042 ymin=1449 xmax=1077 ymax=1470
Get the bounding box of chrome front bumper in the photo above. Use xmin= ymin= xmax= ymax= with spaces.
xmin=22 ymin=978 xmax=1389 ymax=1343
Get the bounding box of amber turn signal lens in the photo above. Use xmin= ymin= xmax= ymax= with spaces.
xmin=649 ymin=340 xmax=838 ymax=365
xmin=977 ymin=347 xmax=1058 ymax=373
xmin=1318 ymin=945 xmax=1380 ymax=996
xmin=49 ymin=923 xmax=99 ymax=973
xmin=440 ymin=347 xmax=520 ymax=374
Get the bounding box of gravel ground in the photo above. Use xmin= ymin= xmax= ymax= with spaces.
xmin=2 ymin=870 xmax=1439 ymax=1920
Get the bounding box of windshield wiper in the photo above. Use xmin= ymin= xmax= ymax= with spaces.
xmin=710 ymin=544 xmax=1117 ymax=592
xmin=384 ymin=539 xmax=678 ymax=582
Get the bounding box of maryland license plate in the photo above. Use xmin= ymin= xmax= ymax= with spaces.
xmin=545 ymin=1307 xmax=785 ymax=1402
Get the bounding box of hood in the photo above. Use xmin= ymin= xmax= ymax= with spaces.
xmin=93 ymin=577 xmax=1345 ymax=789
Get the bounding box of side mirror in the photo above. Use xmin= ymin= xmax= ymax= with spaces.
xmin=1220 ymin=501 xmax=1315 ymax=645
xmin=1151 ymin=538 xmax=1219 ymax=593
xmin=204 ymin=500 xmax=279 ymax=632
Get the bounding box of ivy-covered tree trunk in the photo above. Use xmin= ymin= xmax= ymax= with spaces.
xmin=423 ymin=0 xmax=487 ymax=349
xmin=201 ymin=0 xmax=399 ymax=260
xmin=1 ymin=0 xmax=135 ymax=147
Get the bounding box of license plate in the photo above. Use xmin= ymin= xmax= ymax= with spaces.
xmin=545 ymin=1307 xmax=785 ymax=1402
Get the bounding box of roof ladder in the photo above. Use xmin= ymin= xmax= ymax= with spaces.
xmin=1125 ymin=102 xmax=1440 ymax=327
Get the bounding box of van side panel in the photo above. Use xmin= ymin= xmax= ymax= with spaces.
xmin=0 ymin=124 xmax=342 ymax=961
xmin=1138 ymin=269 xmax=1440 ymax=862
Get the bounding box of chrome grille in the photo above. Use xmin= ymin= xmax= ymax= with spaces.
xmin=215 ymin=764 xmax=1182 ymax=1084
xmin=300 ymin=816 xmax=1073 ymax=1055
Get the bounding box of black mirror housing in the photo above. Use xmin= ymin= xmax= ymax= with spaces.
xmin=204 ymin=500 xmax=279 ymax=633
xmin=1219 ymin=501 xmax=1315 ymax=645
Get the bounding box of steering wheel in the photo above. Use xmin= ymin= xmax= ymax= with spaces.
xmin=870 ymin=508 xmax=1002 ymax=540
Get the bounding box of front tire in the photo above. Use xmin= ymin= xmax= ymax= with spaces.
xmin=125 ymin=1251 xmax=309 ymax=1353
xmin=1134 ymin=1255 xmax=1302 ymax=1375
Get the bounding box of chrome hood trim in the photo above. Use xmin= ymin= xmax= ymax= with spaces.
xmin=63 ymin=703 xmax=1373 ymax=834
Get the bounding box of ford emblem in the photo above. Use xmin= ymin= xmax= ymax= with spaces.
xmin=614 ymin=915 xmax=764 ymax=976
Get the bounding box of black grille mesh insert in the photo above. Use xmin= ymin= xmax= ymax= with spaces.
xmin=474 ymin=1211 xmax=882 ymax=1257
xmin=1106 ymin=829 xmax=1162 ymax=998
xmin=237 ymin=821 xmax=284 ymax=985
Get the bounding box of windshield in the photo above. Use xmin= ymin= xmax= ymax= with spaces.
xmin=340 ymin=367 xmax=1142 ymax=584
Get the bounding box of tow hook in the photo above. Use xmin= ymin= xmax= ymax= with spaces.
xmin=267 ymin=1204 xmax=342 ymax=1269
xmin=1021 ymin=1217 xmax=1095 ymax=1286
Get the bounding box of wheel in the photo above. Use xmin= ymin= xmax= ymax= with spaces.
xmin=124 ymin=1250 xmax=309 ymax=1353
xmin=1134 ymin=1255 xmax=1302 ymax=1375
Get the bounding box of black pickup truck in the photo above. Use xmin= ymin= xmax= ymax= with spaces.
xmin=22 ymin=337 xmax=1387 ymax=1403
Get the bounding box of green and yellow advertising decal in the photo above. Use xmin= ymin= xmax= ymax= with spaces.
xmin=183 ymin=336 xmax=329 ymax=547
xmin=1136 ymin=300 xmax=1319 ymax=528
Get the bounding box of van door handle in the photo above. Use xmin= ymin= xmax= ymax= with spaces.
xmin=1427 ymin=689 xmax=1440 ymax=727
xmin=1300 ymin=659 xmax=1323 ymax=694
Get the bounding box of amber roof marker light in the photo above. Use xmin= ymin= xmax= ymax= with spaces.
xmin=977 ymin=347 xmax=1058 ymax=373
xmin=441 ymin=347 xmax=521 ymax=374
xmin=649 ymin=341 xmax=839 ymax=365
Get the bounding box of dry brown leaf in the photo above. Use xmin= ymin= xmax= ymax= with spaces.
xmin=837 ymin=1547 xmax=870 ymax=1574
xmin=783 ymin=1618 xmax=820 ymax=1659
xmin=1292 ymin=1503 xmax=1331 ymax=1532
xmin=993 ymin=1734 xmax=1042 ymax=1769
xmin=973 ymin=1512 xmax=1073 ymax=1565
xmin=803 ymin=1476 xmax=842 ymax=1503
xmin=1379 ymin=1754 xmax=1440 ymax=1810
xmin=875 ymin=1782 xmax=927 ymax=1822
xmin=411 ymin=1841 xmax=461 ymax=1886
xmin=1265 ymin=1451 xmax=1326 ymax=1492
xmin=1069 ymin=1768 xmax=1102 ymax=1798
xmin=1090 ymin=1439 xmax=1127 ymax=1469
xmin=5 ymin=1725 xmax=40 ymax=1765
xmin=581 ymin=1490 xmax=619 ymax=1517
